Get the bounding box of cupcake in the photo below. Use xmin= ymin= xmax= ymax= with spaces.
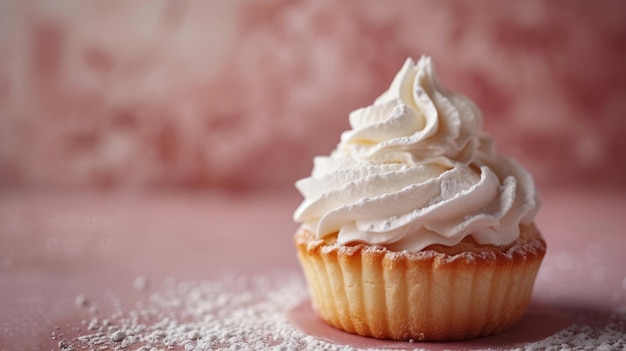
xmin=293 ymin=56 xmax=546 ymax=341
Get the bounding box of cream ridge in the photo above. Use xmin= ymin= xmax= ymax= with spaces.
xmin=293 ymin=56 xmax=539 ymax=252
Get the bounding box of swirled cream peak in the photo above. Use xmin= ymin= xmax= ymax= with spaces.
xmin=294 ymin=56 xmax=539 ymax=252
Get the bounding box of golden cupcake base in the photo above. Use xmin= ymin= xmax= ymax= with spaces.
xmin=295 ymin=224 xmax=546 ymax=341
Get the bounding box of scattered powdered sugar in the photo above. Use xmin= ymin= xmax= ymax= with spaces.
xmin=56 ymin=272 xmax=625 ymax=351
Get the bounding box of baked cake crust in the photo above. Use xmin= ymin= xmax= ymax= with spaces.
xmin=294 ymin=224 xmax=546 ymax=341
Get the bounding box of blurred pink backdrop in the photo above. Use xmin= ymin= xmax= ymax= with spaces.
xmin=1 ymin=0 xmax=625 ymax=192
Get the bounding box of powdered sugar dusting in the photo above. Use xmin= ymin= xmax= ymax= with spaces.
xmin=55 ymin=273 xmax=625 ymax=351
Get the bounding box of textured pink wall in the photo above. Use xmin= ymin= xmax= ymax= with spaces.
xmin=1 ymin=0 xmax=625 ymax=191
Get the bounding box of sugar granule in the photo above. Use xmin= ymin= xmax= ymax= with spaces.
xmin=57 ymin=271 xmax=625 ymax=351
xmin=134 ymin=276 xmax=150 ymax=291
xmin=110 ymin=330 xmax=126 ymax=342
xmin=74 ymin=294 xmax=88 ymax=308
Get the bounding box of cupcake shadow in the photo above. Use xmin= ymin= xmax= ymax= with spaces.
xmin=288 ymin=298 xmax=572 ymax=350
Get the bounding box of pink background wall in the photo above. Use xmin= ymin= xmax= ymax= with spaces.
xmin=1 ymin=0 xmax=625 ymax=192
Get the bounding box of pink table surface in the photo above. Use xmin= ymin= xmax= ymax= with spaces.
xmin=1 ymin=189 xmax=625 ymax=350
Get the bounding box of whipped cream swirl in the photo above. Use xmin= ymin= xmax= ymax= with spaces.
xmin=293 ymin=56 xmax=539 ymax=252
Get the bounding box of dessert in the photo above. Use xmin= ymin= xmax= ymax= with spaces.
xmin=292 ymin=56 xmax=546 ymax=341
